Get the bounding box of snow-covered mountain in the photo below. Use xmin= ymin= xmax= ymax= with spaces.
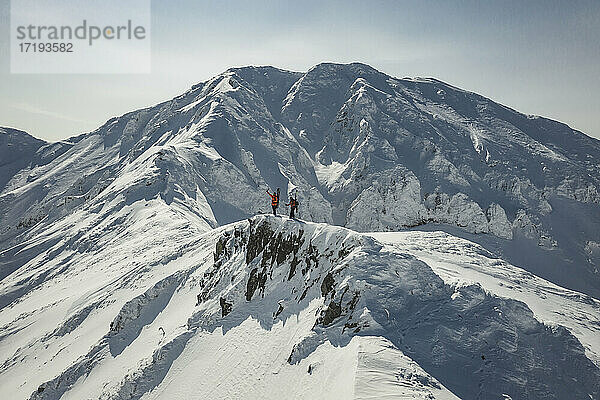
xmin=2 ymin=63 xmax=599 ymax=296
xmin=1 ymin=63 xmax=599 ymax=399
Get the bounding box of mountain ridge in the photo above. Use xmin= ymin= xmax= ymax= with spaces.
xmin=1 ymin=62 xmax=599 ymax=297
xmin=3 ymin=215 xmax=599 ymax=399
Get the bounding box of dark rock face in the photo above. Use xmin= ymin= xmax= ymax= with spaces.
xmin=316 ymin=280 xmax=363 ymax=330
xmin=245 ymin=267 xmax=268 ymax=301
xmin=219 ymin=297 xmax=233 ymax=317
xmin=214 ymin=235 xmax=229 ymax=262
xmin=320 ymin=273 xmax=335 ymax=297
xmin=244 ymin=220 xmax=305 ymax=300
xmin=246 ymin=219 xmax=274 ymax=265
xmin=320 ymin=301 xmax=341 ymax=326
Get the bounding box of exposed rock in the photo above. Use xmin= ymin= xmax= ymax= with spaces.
xmin=245 ymin=267 xmax=267 ymax=301
xmin=425 ymin=192 xmax=489 ymax=234
xmin=219 ymin=297 xmax=233 ymax=317
xmin=320 ymin=273 xmax=335 ymax=297
xmin=346 ymin=168 xmax=426 ymax=231
xmin=319 ymin=301 xmax=342 ymax=326
xmin=486 ymin=203 xmax=513 ymax=239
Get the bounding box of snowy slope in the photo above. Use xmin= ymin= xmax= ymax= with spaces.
xmin=369 ymin=231 xmax=600 ymax=367
xmin=1 ymin=216 xmax=598 ymax=399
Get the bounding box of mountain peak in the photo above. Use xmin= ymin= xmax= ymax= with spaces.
xmin=307 ymin=61 xmax=382 ymax=75
xmin=225 ymin=64 xmax=301 ymax=75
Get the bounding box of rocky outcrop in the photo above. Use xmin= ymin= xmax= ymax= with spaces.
xmin=486 ymin=203 xmax=513 ymax=239
xmin=346 ymin=168 xmax=425 ymax=231
xmin=424 ymin=192 xmax=489 ymax=234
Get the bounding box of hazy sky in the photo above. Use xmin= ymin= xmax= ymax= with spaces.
xmin=1 ymin=0 xmax=599 ymax=142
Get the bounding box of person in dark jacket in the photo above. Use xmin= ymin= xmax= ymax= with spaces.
xmin=267 ymin=188 xmax=280 ymax=215
xmin=286 ymin=193 xmax=299 ymax=219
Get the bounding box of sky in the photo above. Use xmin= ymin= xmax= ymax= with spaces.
xmin=0 ymin=0 xmax=599 ymax=142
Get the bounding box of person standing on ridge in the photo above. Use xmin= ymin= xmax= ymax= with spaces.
xmin=267 ymin=188 xmax=280 ymax=216
xmin=286 ymin=193 xmax=299 ymax=219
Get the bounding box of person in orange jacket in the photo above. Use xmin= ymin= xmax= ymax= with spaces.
xmin=286 ymin=193 xmax=299 ymax=219
xmin=266 ymin=188 xmax=280 ymax=215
